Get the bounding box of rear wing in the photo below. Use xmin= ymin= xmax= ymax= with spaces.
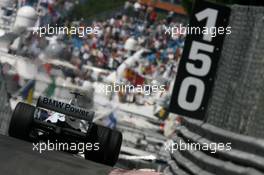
xmin=37 ymin=96 xmax=94 ymax=122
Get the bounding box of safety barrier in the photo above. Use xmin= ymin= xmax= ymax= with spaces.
xmin=166 ymin=117 xmax=264 ymax=175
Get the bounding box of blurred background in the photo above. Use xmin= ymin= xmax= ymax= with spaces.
xmin=0 ymin=0 xmax=187 ymax=173
xmin=1 ymin=0 xmax=264 ymax=175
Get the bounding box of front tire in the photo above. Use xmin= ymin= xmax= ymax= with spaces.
xmin=8 ymin=102 xmax=35 ymax=141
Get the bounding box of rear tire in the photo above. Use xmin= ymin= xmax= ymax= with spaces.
xmin=8 ymin=102 xmax=35 ymax=141
xmin=104 ymin=129 xmax=122 ymax=166
xmin=85 ymin=124 xmax=122 ymax=166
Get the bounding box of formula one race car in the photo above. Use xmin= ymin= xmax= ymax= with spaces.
xmin=8 ymin=93 xmax=122 ymax=166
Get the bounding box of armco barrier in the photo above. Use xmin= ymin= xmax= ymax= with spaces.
xmin=165 ymin=117 xmax=264 ymax=175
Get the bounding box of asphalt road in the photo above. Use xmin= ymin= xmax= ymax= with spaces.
xmin=0 ymin=134 xmax=112 ymax=175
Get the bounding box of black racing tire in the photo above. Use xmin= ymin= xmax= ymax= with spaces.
xmin=85 ymin=124 xmax=122 ymax=166
xmin=8 ymin=102 xmax=35 ymax=141
xmin=104 ymin=129 xmax=122 ymax=166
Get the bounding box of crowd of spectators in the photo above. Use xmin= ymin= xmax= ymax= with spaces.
xmin=9 ymin=0 xmax=186 ymax=100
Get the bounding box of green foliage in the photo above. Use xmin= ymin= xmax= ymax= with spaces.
xmin=71 ymin=0 xmax=126 ymax=19
xmin=181 ymin=0 xmax=194 ymax=15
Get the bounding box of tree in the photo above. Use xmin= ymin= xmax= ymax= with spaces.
xmin=70 ymin=0 xmax=126 ymax=20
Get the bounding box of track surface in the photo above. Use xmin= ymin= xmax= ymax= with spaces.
xmin=0 ymin=135 xmax=112 ymax=175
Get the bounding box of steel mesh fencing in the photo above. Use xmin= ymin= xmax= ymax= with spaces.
xmin=206 ymin=5 xmax=264 ymax=138
xmin=0 ymin=64 xmax=12 ymax=135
